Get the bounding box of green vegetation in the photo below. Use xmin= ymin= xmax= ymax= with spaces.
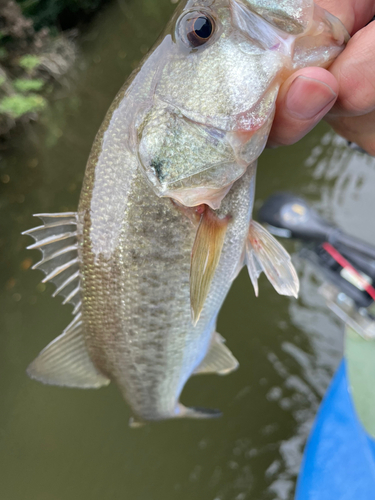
xmin=18 ymin=54 xmax=41 ymax=73
xmin=0 ymin=94 xmax=46 ymax=118
xmin=13 ymin=78 xmax=44 ymax=92
xmin=0 ymin=0 xmax=107 ymax=136
xmin=0 ymin=73 xmax=46 ymax=121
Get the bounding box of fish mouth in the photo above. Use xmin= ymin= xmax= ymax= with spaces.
xmin=137 ymin=96 xmax=275 ymax=209
xmin=159 ymin=83 xmax=278 ymax=134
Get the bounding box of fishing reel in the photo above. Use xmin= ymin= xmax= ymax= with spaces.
xmin=258 ymin=193 xmax=375 ymax=339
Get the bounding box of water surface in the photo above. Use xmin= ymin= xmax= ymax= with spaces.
xmin=1 ymin=1 xmax=374 ymax=499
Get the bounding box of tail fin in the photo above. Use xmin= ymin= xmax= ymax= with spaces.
xmin=178 ymin=404 xmax=222 ymax=419
xmin=127 ymin=405 xmax=222 ymax=428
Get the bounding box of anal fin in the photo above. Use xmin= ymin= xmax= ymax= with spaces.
xmin=246 ymin=220 xmax=299 ymax=298
xmin=27 ymin=314 xmax=110 ymax=389
xmin=194 ymin=332 xmax=239 ymax=375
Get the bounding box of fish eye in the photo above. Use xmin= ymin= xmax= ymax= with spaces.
xmin=179 ymin=11 xmax=216 ymax=48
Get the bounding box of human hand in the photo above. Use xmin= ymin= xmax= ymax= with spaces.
xmin=268 ymin=0 xmax=375 ymax=155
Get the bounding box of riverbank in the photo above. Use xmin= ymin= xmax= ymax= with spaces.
xmin=0 ymin=0 xmax=106 ymax=138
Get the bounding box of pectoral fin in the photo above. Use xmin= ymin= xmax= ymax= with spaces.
xmin=190 ymin=209 xmax=230 ymax=325
xmin=194 ymin=332 xmax=239 ymax=375
xmin=246 ymin=220 xmax=299 ymax=298
xmin=27 ymin=314 xmax=110 ymax=389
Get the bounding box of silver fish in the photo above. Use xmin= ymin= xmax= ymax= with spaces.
xmin=24 ymin=0 xmax=348 ymax=424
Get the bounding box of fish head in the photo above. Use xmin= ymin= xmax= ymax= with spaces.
xmin=137 ymin=0 xmax=347 ymax=209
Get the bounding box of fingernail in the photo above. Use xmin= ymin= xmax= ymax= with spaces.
xmin=286 ymin=76 xmax=337 ymax=120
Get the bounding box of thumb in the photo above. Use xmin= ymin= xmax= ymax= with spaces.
xmin=268 ymin=67 xmax=339 ymax=147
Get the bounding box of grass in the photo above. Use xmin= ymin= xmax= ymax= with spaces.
xmin=13 ymin=78 xmax=45 ymax=92
xmin=0 ymin=94 xmax=47 ymax=118
xmin=18 ymin=54 xmax=41 ymax=73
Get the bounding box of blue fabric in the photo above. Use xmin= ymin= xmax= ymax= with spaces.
xmin=295 ymin=360 xmax=375 ymax=500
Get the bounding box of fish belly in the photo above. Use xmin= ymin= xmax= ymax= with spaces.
xmin=79 ymin=136 xmax=255 ymax=420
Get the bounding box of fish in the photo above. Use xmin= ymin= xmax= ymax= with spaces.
xmin=23 ymin=0 xmax=348 ymax=425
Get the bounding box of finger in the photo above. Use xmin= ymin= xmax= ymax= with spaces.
xmin=327 ymin=109 xmax=375 ymax=155
xmin=315 ymin=0 xmax=355 ymax=33
xmin=268 ymin=67 xmax=338 ymax=147
xmin=315 ymin=0 xmax=375 ymax=35
xmin=328 ymin=21 xmax=375 ymax=116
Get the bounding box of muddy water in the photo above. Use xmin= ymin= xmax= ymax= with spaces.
xmin=1 ymin=1 xmax=374 ymax=499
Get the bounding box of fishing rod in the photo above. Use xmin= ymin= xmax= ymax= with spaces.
xmin=258 ymin=193 xmax=375 ymax=339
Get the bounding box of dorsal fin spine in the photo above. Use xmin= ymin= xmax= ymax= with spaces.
xmin=42 ymin=257 xmax=79 ymax=284
xmin=23 ymin=212 xmax=81 ymax=311
xmin=27 ymin=231 xmax=78 ymax=250
xmin=62 ymin=285 xmax=80 ymax=305
xmin=32 ymin=244 xmax=78 ymax=269
xmin=53 ymin=270 xmax=80 ymax=297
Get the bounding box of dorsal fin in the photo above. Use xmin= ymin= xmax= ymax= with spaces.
xmin=27 ymin=313 xmax=110 ymax=388
xmin=23 ymin=213 xmax=81 ymax=314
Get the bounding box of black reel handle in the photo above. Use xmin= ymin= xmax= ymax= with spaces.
xmin=258 ymin=192 xmax=375 ymax=261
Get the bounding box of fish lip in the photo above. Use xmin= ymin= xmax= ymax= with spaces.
xmin=156 ymin=94 xmax=272 ymax=134
xmin=157 ymin=96 xmax=227 ymax=132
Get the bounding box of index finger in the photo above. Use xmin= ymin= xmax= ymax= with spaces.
xmin=327 ymin=21 xmax=375 ymax=117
